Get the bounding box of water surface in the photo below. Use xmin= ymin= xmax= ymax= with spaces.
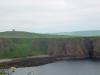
xmin=12 ymin=60 xmax=100 ymax=75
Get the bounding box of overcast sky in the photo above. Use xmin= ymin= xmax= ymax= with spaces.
xmin=0 ymin=0 xmax=100 ymax=33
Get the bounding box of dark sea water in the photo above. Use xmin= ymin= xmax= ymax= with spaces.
xmin=12 ymin=60 xmax=100 ymax=75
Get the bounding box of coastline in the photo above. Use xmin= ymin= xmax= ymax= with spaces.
xmin=0 ymin=55 xmax=100 ymax=68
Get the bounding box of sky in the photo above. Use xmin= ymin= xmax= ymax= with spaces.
xmin=0 ymin=0 xmax=100 ymax=33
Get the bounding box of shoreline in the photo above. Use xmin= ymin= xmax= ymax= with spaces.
xmin=0 ymin=55 xmax=100 ymax=68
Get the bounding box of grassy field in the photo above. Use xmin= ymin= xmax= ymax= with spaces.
xmin=0 ymin=38 xmax=48 ymax=59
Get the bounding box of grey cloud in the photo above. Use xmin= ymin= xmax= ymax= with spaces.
xmin=0 ymin=0 xmax=100 ymax=33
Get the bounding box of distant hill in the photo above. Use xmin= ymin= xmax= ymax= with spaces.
xmin=0 ymin=30 xmax=100 ymax=38
xmin=0 ymin=31 xmax=40 ymax=38
xmin=0 ymin=31 xmax=70 ymax=38
xmin=56 ymin=30 xmax=100 ymax=36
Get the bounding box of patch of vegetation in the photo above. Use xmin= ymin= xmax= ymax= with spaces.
xmin=0 ymin=38 xmax=48 ymax=59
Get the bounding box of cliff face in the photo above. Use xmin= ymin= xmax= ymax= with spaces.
xmin=48 ymin=39 xmax=89 ymax=57
xmin=93 ymin=38 xmax=100 ymax=58
xmin=0 ymin=39 xmax=13 ymax=53
xmin=32 ymin=38 xmax=100 ymax=58
xmin=0 ymin=38 xmax=100 ymax=59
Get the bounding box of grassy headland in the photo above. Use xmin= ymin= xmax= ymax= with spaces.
xmin=0 ymin=31 xmax=100 ymax=59
xmin=0 ymin=31 xmax=72 ymax=59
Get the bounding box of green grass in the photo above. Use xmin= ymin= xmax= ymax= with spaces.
xmin=0 ymin=49 xmax=47 ymax=59
xmin=0 ymin=72 xmax=5 ymax=75
xmin=0 ymin=38 xmax=48 ymax=59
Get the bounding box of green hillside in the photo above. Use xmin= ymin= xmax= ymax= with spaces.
xmin=0 ymin=38 xmax=48 ymax=59
xmin=56 ymin=30 xmax=100 ymax=36
xmin=0 ymin=31 xmax=71 ymax=38
xmin=1 ymin=30 xmax=100 ymax=38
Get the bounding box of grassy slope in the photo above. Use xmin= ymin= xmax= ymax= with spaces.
xmin=0 ymin=38 xmax=48 ymax=59
xmin=56 ymin=30 xmax=100 ymax=36
xmin=0 ymin=31 xmax=72 ymax=38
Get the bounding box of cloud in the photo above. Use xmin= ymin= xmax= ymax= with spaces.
xmin=0 ymin=0 xmax=100 ymax=33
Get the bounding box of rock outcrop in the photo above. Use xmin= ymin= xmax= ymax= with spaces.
xmin=0 ymin=37 xmax=100 ymax=59
xmin=93 ymin=38 xmax=100 ymax=58
xmin=48 ymin=39 xmax=89 ymax=57
xmin=32 ymin=38 xmax=100 ymax=59
xmin=0 ymin=38 xmax=14 ymax=53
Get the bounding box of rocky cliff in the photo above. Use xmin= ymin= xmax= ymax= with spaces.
xmin=32 ymin=38 xmax=100 ymax=59
xmin=0 ymin=37 xmax=100 ymax=59
xmin=0 ymin=38 xmax=14 ymax=53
